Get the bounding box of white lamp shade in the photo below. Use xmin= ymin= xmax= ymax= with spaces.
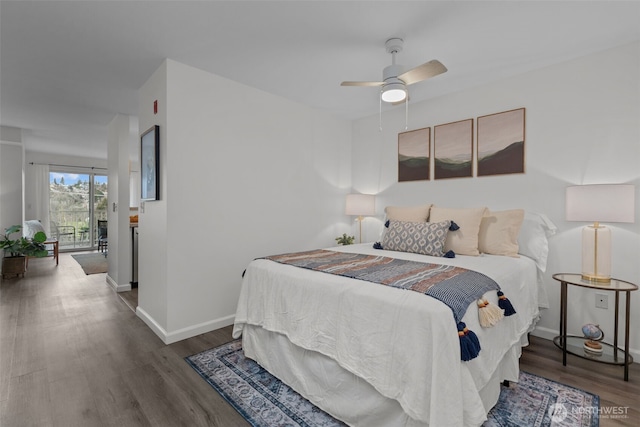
xmin=345 ymin=194 xmax=375 ymax=216
xmin=565 ymin=184 xmax=635 ymax=223
xmin=566 ymin=184 xmax=635 ymax=283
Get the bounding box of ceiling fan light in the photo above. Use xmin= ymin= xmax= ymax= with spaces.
xmin=381 ymin=83 xmax=407 ymax=103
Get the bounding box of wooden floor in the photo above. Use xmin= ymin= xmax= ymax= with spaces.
xmin=119 ymin=287 xmax=138 ymax=312
xmin=520 ymin=338 xmax=640 ymax=426
xmin=1 ymin=253 xmax=246 ymax=427
xmin=1 ymin=253 xmax=638 ymax=426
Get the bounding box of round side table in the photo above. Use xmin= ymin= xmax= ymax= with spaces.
xmin=552 ymin=273 xmax=637 ymax=381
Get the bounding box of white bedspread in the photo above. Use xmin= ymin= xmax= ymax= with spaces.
xmin=233 ymin=244 xmax=539 ymax=426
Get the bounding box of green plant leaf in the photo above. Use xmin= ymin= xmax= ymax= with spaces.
xmin=1 ymin=225 xmax=48 ymax=257
xmin=4 ymin=225 xmax=21 ymax=236
xmin=33 ymin=249 xmax=49 ymax=257
xmin=33 ymin=231 xmax=47 ymax=243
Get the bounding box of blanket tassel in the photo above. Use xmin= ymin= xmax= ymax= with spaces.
xmin=477 ymin=299 xmax=504 ymax=327
xmin=458 ymin=322 xmax=481 ymax=361
xmin=497 ymin=291 xmax=516 ymax=316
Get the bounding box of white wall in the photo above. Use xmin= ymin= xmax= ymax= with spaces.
xmin=106 ymin=114 xmax=136 ymax=291
xmin=352 ymin=42 xmax=640 ymax=357
xmin=24 ymin=151 xmax=107 ymax=171
xmin=137 ymin=61 xmax=169 ymax=337
xmin=137 ymin=59 xmax=352 ymax=343
xmin=0 ymin=126 xmax=24 ymax=238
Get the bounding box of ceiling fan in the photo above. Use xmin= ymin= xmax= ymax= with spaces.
xmin=341 ymin=38 xmax=447 ymax=104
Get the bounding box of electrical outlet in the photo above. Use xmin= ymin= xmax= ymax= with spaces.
xmin=595 ymin=293 xmax=608 ymax=309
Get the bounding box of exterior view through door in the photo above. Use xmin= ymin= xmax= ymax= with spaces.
xmin=49 ymin=171 xmax=107 ymax=251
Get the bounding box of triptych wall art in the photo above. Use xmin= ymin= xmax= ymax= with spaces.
xmin=434 ymin=119 xmax=473 ymax=179
xmin=398 ymin=127 xmax=430 ymax=182
xmin=398 ymin=108 xmax=525 ymax=182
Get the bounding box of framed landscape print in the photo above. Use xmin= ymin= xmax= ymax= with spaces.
xmin=140 ymin=125 xmax=160 ymax=201
xmin=434 ymin=119 xmax=473 ymax=179
xmin=477 ymin=108 xmax=525 ymax=176
xmin=398 ymin=127 xmax=430 ymax=182
xmin=398 ymin=128 xmax=431 ymax=182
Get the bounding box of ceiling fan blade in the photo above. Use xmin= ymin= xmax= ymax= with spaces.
xmin=398 ymin=60 xmax=447 ymax=85
xmin=340 ymin=81 xmax=384 ymax=87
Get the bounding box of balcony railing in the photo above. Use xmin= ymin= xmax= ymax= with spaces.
xmin=49 ymin=210 xmax=108 ymax=250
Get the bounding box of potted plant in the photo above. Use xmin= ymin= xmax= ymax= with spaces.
xmin=335 ymin=233 xmax=355 ymax=246
xmin=1 ymin=225 xmax=48 ymax=279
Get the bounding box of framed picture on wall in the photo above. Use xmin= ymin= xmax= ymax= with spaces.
xmin=140 ymin=125 xmax=160 ymax=201
xmin=398 ymin=127 xmax=430 ymax=182
xmin=434 ymin=119 xmax=473 ymax=179
xmin=477 ymin=108 xmax=525 ymax=176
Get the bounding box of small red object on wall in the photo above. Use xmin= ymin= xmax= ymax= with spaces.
xmin=154 ymin=100 xmax=158 ymax=115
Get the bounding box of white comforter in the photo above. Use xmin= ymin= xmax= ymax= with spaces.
xmin=233 ymin=244 xmax=539 ymax=426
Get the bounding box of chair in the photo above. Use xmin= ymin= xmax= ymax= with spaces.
xmin=23 ymin=220 xmax=59 ymax=266
xmin=97 ymin=220 xmax=108 ymax=253
xmin=50 ymin=221 xmax=76 ymax=247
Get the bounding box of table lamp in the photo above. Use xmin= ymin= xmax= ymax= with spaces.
xmin=565 ymin=184 xmax=635 ymax=283
xmin=346 ymin=194 xmax=375 ymax=243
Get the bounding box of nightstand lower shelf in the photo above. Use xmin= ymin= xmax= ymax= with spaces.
xmin=553 ymin=335 xmax=633 ymax=366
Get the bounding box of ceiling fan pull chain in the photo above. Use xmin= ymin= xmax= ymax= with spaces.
xmin=405 ymin=98 xmax=409 ymax=130
xmin=379 ymin=90 xmax=383 ymax=131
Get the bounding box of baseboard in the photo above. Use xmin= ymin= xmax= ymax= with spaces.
xmin=531 ymin=325 xmax=640 ymax=362
xmin=530 ymin=325 xmax=557 ymax=341
xmin=136 ymin=307 xmax=169 ymax=343
xmin=136 ymin=307 xmax=235 ymax=345
xmin=105 ymin=274 xmax=132 ymax=292
xmin=164 ymin=314 xmax=235 ymax=344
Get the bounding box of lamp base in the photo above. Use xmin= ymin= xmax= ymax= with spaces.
xmin=581 ymin=223 xmax=611 ymax=285
xmin=581 ymin=273 xmax=611 ymax=284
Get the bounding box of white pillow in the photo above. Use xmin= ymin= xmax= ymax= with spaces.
xmin=479 ymin=209 xmax=525 ymax=257
xmin=384 ymin=205 xmax=431 ymax=222
xmin=23 ymin=220 xmax=46 ymax=239
xmin=517 ymin=212 xmax=557 ymax=272
xmin=429 ymin=206 xmax=487 ymax=256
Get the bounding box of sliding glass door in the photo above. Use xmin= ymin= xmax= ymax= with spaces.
xmin=49 ymin=171 xmax=108 ymax=250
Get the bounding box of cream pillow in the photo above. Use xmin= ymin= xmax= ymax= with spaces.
xmin=429 ymin=206 xmax=487 ymax=256
xmin=479 ymin=209 xmax=525 ymax=257
xmin=384 ymin=205 xmax=431 ymax=222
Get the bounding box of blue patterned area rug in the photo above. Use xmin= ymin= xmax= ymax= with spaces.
xmin=186 ymin=340 xmax=599 ymax=427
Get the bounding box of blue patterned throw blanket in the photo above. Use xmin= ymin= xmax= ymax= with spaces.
xmin=264 ymin=249 xmax=516 ymax=361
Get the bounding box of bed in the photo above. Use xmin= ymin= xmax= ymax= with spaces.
xmin=233 ymin=208 xmax=555 ymax=427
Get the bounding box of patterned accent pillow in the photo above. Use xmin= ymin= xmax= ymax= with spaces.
xmin=381 ymin=220 xmax=451 ymax=256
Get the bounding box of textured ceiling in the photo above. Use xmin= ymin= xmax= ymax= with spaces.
xmin=1 ymin=1 xmax=639 ymax=159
